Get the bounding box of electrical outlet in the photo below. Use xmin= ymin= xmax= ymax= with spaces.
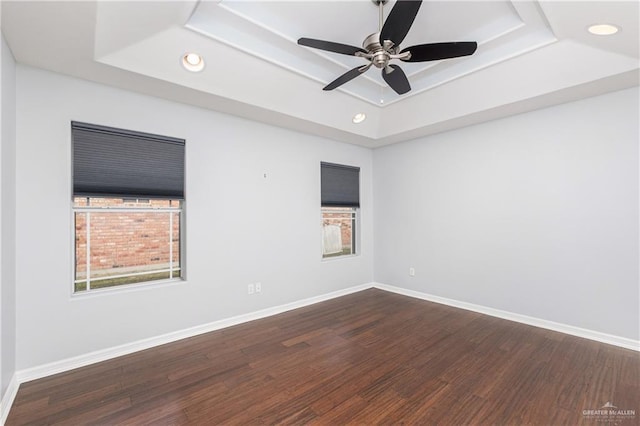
xmin=409 ymin=267 xmax=415 ymax=277
xmin=255 ymin=282 xmax=262 ymax=293
xmin=248 ymin=283 xmax=255 ymax=294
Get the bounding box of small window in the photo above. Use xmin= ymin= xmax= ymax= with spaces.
xmin=320 ymin=162 xmax=360 ymax=259
xmin=72 ymin=122 xmax=185 ymax=293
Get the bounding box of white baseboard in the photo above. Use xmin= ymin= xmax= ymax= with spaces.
xmin=1 ymin=373 xmax=19 ymax=425
xmin=373 ymin=282 xmax=640 ymax=352
xmin=16 ymin=283 xmax=372 ymax=384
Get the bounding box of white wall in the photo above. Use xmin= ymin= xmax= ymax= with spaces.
xmin=11 ymin=63 xmax=639 ymax=375
xmin=374 ymin=87 xmax=639 ymax=340
xmin=15 ymin=66 xmax=374 ymax=370
xmin=1 ymin=32 xmax=17 ymax=398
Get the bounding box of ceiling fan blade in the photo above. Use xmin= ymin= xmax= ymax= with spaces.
xmin=323 ymin=65 xmax=370 ymax=91
xmin=380 ymin=0 xmax=422 ymax=47
xmin=382 ymin=64 xmax=411 ymax=95
xmin=298 ymin=38 xmax=366 ymax=56
xmin=400 ymin=42 xmax=477 ymax=62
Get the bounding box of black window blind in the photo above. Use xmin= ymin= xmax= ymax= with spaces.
xmin=321 ymin=162 xmax=360 ymax=207
xmin=72 ymin=122 xmax=185 ymax=199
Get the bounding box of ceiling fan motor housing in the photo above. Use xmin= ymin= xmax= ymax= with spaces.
xmin=363 ymin=33 xmax=389 ymax=68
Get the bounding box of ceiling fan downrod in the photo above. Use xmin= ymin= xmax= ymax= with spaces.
xmin=374 ymin=0 xmax=387 ymax=31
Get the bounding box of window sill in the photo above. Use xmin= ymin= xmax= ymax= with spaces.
xmin=70 ymin=277 xmax=185 ymax=300
xmin=321 ymin=253 xmax=359 ymax=262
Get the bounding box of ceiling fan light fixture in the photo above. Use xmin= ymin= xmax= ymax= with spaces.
xmin=182 ymin=52 xmax=205 ymax=72
xmin=587 ymin=24 xmax=619 ymax=36
xmin=352 ymin=113 xmax=367 ymax=124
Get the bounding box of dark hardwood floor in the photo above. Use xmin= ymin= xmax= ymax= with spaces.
xmin=6 ymin=289 xmax=639 ymax=425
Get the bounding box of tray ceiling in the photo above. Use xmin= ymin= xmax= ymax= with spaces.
xmin=2 ymin=1 xmax=638 ymax=147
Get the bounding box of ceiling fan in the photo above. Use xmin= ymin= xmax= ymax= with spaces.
xmin=298 ymin=0 xmax=478 ymax=95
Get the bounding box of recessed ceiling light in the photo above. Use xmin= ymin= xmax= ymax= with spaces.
xmin=588 ymin=24 xmax=619 ymax=36
xmin=182 ymin=52 xmax=205 ymax=72
xmin=352 ymin=113 xmax=366 ymax=124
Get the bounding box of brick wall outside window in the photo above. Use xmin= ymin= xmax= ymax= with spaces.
xmin=74 ymin=198 xmax=180 ymax=280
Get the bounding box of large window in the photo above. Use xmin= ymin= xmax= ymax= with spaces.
xmin=321 ymin=162 xmax=360 ymax=259
xmin=72 ymin=122 xmax=185 ymax=293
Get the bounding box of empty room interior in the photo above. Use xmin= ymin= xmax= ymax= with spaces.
xmin=0 ymin=0 xmax=638 ymax=424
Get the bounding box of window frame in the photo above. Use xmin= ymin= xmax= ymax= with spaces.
xmin=320 ymin=162 xmax=361 ymax=261
xmin=71 ymin=121 xmax=186 ymax=296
